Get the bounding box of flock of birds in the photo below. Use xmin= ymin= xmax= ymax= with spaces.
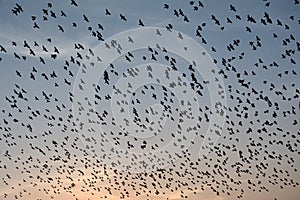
xmin=0 ymin=0 xmax=299 ymax=200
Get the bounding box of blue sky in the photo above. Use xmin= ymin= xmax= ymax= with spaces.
xmin=0 ymin=0 xmax=299 ymax=200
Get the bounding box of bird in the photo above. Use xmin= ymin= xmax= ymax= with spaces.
xmin=33 ymin=22 xmax=40 ymax=29
xmin=120 ymin=14 xmax=127 ymax=21
xmin=128 ymin=36 xmax=134 ymax=43
xmin=83 ymin=14 xmax=89 ymax=22
xmin=138 ymin=19 xmax=144 ymax=26
xmin=61 ymin=10 xmax=67 ymax=17
xmin=98 ymin=23 xmax=104 ymax=30
xmin=0 ymin=45 xmax=7 ymax=53
xmin=50 ymin=10 xmax=57 ymax=18
xmin=58 ymin=25 xmax=64 ymax=32
xmin=105 ymin=8 xmax=111 ymax=15
xmin=71 ymin=0 xmax=78 ymax=6
xmin=230 ymin=4 xmax=237 ymax=12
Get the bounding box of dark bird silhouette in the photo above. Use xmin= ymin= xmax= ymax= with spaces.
xmin=198 ymin=1 xmax=204 ymax=7
xmin=16 ymin=70 xmax=22 ymax=77
xmin=230 ymin=4 xmax=237 ymax=12
xmin=246 ymin=26 xmax=252 ymax=32
xmin=61 ymin=10 xmax=67 ymax=17
xmin=98 ymin=23 xmax=104 ymax=30
xmin=33 ymin=22 xmax=40 ymax=29
xmin=58 ymin=25 xmax=64 ymax=32
xmin=83 ymin=14 xmax=89 ymax=22
xmin=0 ymin=45 xmax=7 ymax=53
xmin=120 ymin=14 xmax=127 ymax=21
xmin=39 ymin=57 xmax=45 ymax=64
xmin=71 ymin=0 xmax=78 ymax=6
xmin=50 ymin=10 xmax=56 ymax=18
xmin=105 ymin=8 xmax=111 ymax=15
xmin=138 ymin=19 xmax=144 ymax=26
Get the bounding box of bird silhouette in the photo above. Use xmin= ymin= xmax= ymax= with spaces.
xmin=105 ymin=8 xmax=111 ymax=15
xmin=120 ymin=14 xmax=127 ymax=21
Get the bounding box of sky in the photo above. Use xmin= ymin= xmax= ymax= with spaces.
xmin=0 ymin=0 xmax=299 ymax=200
